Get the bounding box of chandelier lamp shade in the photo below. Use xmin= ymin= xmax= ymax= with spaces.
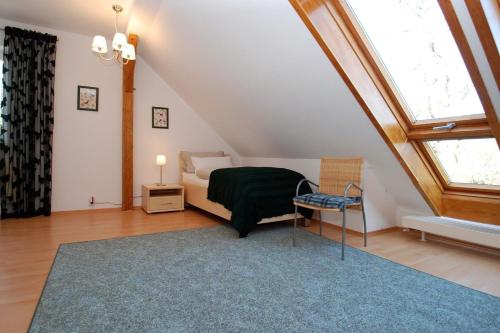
xmin=92 ymin=4 xmax=136 ymax=64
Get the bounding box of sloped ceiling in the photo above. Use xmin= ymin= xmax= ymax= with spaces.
xmin=139 ymin=0 xmax=368 ymax=157
xmin=135 ymin=0 xmax=430 ymax=209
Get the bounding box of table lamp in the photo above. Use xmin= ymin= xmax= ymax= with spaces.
xmin=156 ymin=154 xmax=166 ymax=185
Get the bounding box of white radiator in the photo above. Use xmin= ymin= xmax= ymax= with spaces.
xmin=401 ymin=216 xmax=500 ymax=249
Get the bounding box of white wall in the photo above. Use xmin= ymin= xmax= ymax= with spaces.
xmin=133 ymin=57 xmax=240 ymax=207
xmin=0 ymin=18 xmax=239 ymax=212
xmin=242 ymin=157 xmax=400 ymax=232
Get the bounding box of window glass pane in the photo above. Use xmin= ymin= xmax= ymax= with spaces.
xmin=426 ymin=139 xmax=500 ymax=186
xmin=346 ymin=0 xmax=484 ymax=121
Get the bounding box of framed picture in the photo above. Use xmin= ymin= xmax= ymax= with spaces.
xmin=77 ymin=85 xmax=99 ymax=111
xmin=152 ymin=107 xmax=169 ymax=129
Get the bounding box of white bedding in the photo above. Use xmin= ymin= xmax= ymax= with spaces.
xmin=182 ymin=172 xmax=209 ymax=187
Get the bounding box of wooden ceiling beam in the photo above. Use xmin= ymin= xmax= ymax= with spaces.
xmin=122 ymin=34 xmax=138 ymax=211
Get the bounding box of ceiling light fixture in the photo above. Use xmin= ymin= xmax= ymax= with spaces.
xmin=92 ymin=4 xmax=135 ymax=64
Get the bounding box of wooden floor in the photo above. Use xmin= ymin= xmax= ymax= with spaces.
xmin=1 ymin=208 xmax=499 ymax=333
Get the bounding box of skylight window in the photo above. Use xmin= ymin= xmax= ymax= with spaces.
xmin=426 ymin=138 xmax=500 ymax=186
xmin=346 ymin=0 xmax=485 ymax=122
xmin=339 ymin=0 xmax=500 ymax=193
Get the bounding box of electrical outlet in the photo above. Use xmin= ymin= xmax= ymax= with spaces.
xmin=89 ymin=196 xmax=95 ymax=205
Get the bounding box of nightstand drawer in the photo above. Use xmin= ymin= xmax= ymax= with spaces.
xmin=149 ymin=196 xmax=182 ymax=211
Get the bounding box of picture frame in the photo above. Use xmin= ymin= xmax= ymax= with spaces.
xmin=77 ymin=85 xmax=99 ymax=111
xmin=152 ymin=107 xmax=169 ymax=129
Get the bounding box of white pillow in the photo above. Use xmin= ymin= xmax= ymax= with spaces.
xmin=195 ymin=168 xmax=213 ymax=180
xmin=191 ymin=156 xmax=233 ymax=171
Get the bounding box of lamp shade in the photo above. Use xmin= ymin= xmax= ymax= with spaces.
xmin=156 ymin=155 xmax=167 ymax=166
xmin=112 ymin=32 xmax=127 ymax=51
xmin=122 ymin=43 xmax=136 ymax=60
xmin=92 ymin=35 xmax=108 ymax=53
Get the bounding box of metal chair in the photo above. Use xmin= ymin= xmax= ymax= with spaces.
xmin=292 ymin=157 xmax=367 ymax=260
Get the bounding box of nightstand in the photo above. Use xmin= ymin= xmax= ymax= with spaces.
xmin=142 ymin=184 xmax=184 ymax=213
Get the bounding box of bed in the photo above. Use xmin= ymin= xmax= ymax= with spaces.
xmin=180 ymin=152 xmax=312 ymax=237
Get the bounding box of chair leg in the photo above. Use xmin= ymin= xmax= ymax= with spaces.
xmin=341 ymin=207 xmax=346 ymax=260
xmin=319 ymin=210 xmax=323 ymax=237
xmin=293 ymin=204 xmax=298 ymax=246
xmin=361 ymin=198 xmax=367 ymax=247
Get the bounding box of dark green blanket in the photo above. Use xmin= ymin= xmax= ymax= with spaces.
xmin=207 ymin=167 xmax=312 ymax=237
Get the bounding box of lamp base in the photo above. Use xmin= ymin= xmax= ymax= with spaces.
xmin=158 ymin=165 xmax=164 ymax=186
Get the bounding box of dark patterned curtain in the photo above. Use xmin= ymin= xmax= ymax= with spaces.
xmin=0 ymin=27 xmax=57 ymax=219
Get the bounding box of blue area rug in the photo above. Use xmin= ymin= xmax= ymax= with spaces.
xmin=29 ymin=224 xmax=499 ymax=332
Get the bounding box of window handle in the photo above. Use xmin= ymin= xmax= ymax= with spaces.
xmin=432 ymin=123 xmax=456 ymax=131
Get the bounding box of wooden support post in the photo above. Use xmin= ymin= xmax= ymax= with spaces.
xmin=122 ymin=34 xmax=138 ymax=210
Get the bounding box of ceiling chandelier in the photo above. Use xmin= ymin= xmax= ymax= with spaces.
xmin=91 ymin=4 xmax=135 ymax=64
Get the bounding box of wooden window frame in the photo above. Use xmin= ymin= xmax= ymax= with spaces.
xmin=334 ymin=0 xmax=500 ymax=195
xmin=465 ymin=0 xmax=500 ymax=90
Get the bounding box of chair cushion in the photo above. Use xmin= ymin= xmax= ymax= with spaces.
xmin=293 ymin=193 xmax=361 ymax=209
